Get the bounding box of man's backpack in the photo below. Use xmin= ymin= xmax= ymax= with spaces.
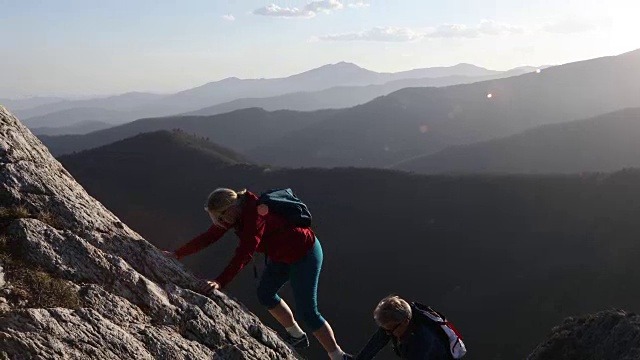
xmin=412 ymin=303 xmax=467 ymax=359
xmin=257 ymin=188 xmax=312 ymax=228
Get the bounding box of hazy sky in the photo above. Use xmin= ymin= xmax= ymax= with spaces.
xmin=1 ymin=0 xmax=638 ymax=98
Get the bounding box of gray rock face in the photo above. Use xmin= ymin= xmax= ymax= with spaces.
xmin=527 ymin=309 xmax=640 ymax=360
xmin=0 ymin=106 xmax=299 ymax=359
xmin=0 ymin=264 xmax=4 ymax=289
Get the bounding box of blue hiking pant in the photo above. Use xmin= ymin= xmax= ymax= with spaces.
xmin=257 ymin=239 xmax=327 ymax=331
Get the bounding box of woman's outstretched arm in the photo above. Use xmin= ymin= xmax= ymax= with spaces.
xmin=173 ymin=224 xmax=228 ymax=259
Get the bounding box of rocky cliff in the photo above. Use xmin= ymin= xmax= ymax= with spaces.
xmin=528 ymin=309 xmax=640 ymax=360
xmin=0 ymin=106 xmax=298 ymax=359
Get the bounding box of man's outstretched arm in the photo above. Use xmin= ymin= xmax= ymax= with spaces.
xmin=354 ymin=327 xmax=391 ymax=360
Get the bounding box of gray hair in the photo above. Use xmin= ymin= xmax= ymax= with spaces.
xmin=373 ymin=295 xmax=412 ymax=326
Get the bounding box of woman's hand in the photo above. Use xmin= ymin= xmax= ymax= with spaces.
xmin=163 ymin=250 xmax=178 ymax=259
xmin=200 ymin=280 xmax=221 ymax=295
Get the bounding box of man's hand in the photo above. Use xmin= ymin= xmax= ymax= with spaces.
xmin=200 ymin=280 xmax=221 ymax=295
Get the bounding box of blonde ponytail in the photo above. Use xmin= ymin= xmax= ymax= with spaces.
xmin=205 ymin=188 xmax=247 ymax=212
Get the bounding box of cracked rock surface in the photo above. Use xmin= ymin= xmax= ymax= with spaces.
xmin=0 ymin=106 xmax=299 ymax=360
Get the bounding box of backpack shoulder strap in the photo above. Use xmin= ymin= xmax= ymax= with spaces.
xmin=413 ymin=303 xmax=445 ymax=322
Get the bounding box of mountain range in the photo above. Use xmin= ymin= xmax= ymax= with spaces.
xmin=37 ymin=50 xmax=635 ymax=171
xmin=10 ymin=62 xmax=538 ymax=134
xmin=30 ymin=120 xmax=113 ymax=136
xmin=0 ymin=96 xmax=64 ymax=111
xmin=394 ymin=107 xmax=640 ymax=174
xmin=184 ymin=67 xmax=535 ymax=117
xmin=247 ymin=49 xmax=640 ymax=168
xmin=39 ymin=107 xmax=338 ymax=156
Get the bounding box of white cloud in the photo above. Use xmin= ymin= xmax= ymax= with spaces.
xmin=430 ymin=19 xmax=524 ymax=38
xmin=478 ymin=19 xmax=524 ymax=35
xmin=317 ymin=20 xmax=524 ymax=42
xmin=348 ymin=2 xmax=370 ymax=8
xmin=253 ymin=0 xmax=344 ymax=18
xmin=305 ymin=0 xmax=344 ymax=13
xmin=222 ymin=14 xmax=236 ymax=22
xmin=253 ymin=4 xmax=311 ymax=18
xmin=429 ymin=24 xmax=479 ymax=38
xmin=319 ymin=27 xmax=425 ymax=42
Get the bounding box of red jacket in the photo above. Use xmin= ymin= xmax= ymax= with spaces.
xmin=174 ymin=191 xmax=316 ymax=288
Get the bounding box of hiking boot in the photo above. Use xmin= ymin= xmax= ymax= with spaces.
xmin=284 ymin=332 xmax=310 ymax=349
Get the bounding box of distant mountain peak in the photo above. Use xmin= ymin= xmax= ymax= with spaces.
xmin=220 ymin=76 xmax=242 ymax=82
xmin=333 ymin=61 xmax=363 ymax=68
xmin=452 ymin=63 xmax=486 ymax=69
xmin=316 ymin=61 xmax=363 ymax=68
xmin=293 ymin=62 xmax=374 ymax=78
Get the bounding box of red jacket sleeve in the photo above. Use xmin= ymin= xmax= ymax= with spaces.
xmin=174 ymin=224 xmax=228 ymax=259
xmin=215 ymin=205 xmax=265 ymax=288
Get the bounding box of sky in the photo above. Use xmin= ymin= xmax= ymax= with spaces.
xmin=1 ymin=0 xmax=639 ymax=98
